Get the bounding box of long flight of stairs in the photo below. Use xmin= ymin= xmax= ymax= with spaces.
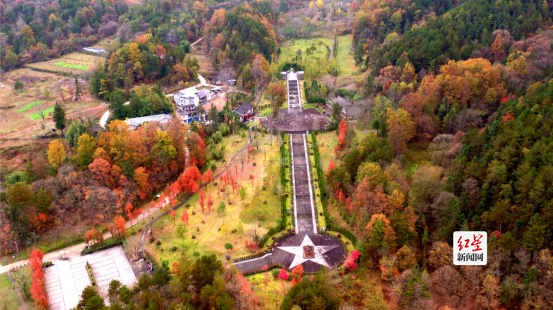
xmin=287 ymin=77 xmax=302 ymax=114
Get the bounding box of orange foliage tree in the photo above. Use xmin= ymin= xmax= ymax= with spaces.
xmin=29 ymin=249 xmax=48 ymax=310
xmin=134 ymin=167 xmax=152 ymax=199
xmin=89 ymin=158 xmax=113 ymax=187
xmin=112 ymin=215 xmax=126 ymax=237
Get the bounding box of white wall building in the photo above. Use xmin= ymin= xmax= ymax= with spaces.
xmin=174 ymin=88 xmax=200 ymax=109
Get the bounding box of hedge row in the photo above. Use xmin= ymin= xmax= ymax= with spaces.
xmin=233 ymin=251 xmax=270 ymax=263
xmin=81 ymin=239 xmax=123 ymax=255
xmin=242 ymin=264 xmax=282 ymax=277
xmin=311 ymin=132 xmax=357 ymax=247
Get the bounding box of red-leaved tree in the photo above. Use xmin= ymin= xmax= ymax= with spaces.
xmin=181 ymin=207 xmax=189 ymax=225
xmin=342 ymin=250 xmax=361 ymax=274
xmin=207 ymin=194 xmax=213 ymax=212
xmin=338 ymin=118 xmax=347 ymax=149
xmin=327 ymin=160 xmax=335 ymax=175
xmin=199 ymin=189 xmax=206 ymax=212
xmin=204 ymin=169 xmax=213 ymax=185
xmin=30 ymin=249 xmax=47 ymax=310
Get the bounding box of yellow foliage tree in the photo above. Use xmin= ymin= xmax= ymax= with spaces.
xmin=386 ymin=107 xmax=415 ymax=155
xmin=47 ymin=140 xmax=66 ymax=168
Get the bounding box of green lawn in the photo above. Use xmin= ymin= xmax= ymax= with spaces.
xmin=279 ymin=38 xmax=333 ymax=64
xmin=0 ymin=273 xmax=23 ymax=309
xmin=53 ymin=62 xmax=89 ymax=70
xmin=336 ymin=35 xmax=358 ymax=77
xmin=17 ymin=100 xmax=45 ymax=113
xmin=259 ymin=108 xmax=272 ymax=117
xmin=29 ymin=106 xmax=55 ymax=120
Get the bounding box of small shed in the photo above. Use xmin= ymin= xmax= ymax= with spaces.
xmin=233 ymin=103 xmax=254 ymax=122
xmin=198 ymin=89 xmax=212 ymax=100
xmin=333 ymin=96 xmax=362 ymax=119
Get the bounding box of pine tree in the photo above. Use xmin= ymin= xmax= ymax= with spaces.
xmin=74 ymin=75 xmax=83 ymax=101
xmin=53 ymin=102 xmax=66 ymax=136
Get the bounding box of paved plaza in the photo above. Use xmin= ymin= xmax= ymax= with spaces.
xmin=44 ymin=246 xmax=137 ymax=310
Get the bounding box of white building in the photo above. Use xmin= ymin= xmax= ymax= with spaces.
xmin=126 ymin=114 xmax=172 ymax=130
xmin=174 ymin=88 xmax=200 ymax=109
xmin=82 ymin=47 xmax=107 ymax=54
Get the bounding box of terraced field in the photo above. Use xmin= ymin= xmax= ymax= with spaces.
xmin=26 ymin=52 xmax=103 ymax=75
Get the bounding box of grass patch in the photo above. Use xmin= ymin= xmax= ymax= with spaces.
xmin=315 ymin=131 xmax=338 ymax=171
xmin=0 ymin=273 xmax=22 ymax=309
xmin=53 ymin=62 xmax=89 ymax=70
xmin=403 ymin=140 xmax=432 ymax=174
xmin=29 ymin=106 xmax=55 ymax=120
xmin=339 ymin=269 xmax=389 ymax=309
xmin=302 ymin=103 xmax=314 ymax=109
xmin=17 ymin=100 xmax=45 ymax=113
xmin=246 ymin=272 xmax=292 ymax=309
xmin=306 ymin=135 xmax=326 ymax=230
xmin=259 ymin=108 xmax=272 ymax=117
xmin=279 ymin=38 xmax=333 ymax=64
xmin=336 ymin=35 xmax=358 ymax=77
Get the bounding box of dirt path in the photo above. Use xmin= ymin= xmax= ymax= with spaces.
xmin=191 ymin=37 xmax=203 ymax=47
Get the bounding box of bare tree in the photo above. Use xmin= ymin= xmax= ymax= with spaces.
xmin=247 ymin=221 xmax=261 ymax=243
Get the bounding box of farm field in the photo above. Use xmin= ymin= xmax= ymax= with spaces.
xmin=16 ymin=100 xmax=45 ymax=113
xmin=0 ymin=67 xmax=106 ymax=143
xmin=29 ymin=106 xmax=55 ymax=120
xmin=142 ymin=131 xmax=283 ymax=266
xmin=26 ymin=52 xmax=103 ymax=75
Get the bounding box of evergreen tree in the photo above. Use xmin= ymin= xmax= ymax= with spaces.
xmin=332 ymin=102 xmax=342 ymax=123
xmin=74 ymin=75 xmax=83 ymax=101
xmin=14 ymin=79 xmax=23 ymax=90
xmin=53 ymin=103 xmax=66 ymax=136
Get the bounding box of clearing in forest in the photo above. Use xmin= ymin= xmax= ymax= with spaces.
xmin=0 ymin=68 xmax=105 ymax=142
xmin=279 ymin=37 xmax=333 ymax=63
xmin=26 ymin=52 xmax=103 ymax=75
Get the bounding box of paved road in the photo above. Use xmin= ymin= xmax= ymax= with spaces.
xmin=0 ymin=207 xmax=160 ymax=274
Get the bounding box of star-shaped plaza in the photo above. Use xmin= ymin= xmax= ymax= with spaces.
xmin=277 ymin=234 xmax=340 ymax=269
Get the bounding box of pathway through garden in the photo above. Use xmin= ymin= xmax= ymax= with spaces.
xmin=234 ymin=133 xmax=344 ymax=273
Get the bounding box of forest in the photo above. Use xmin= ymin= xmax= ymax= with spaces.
xmin=2 ymin=0 xmax=553 ymax=308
